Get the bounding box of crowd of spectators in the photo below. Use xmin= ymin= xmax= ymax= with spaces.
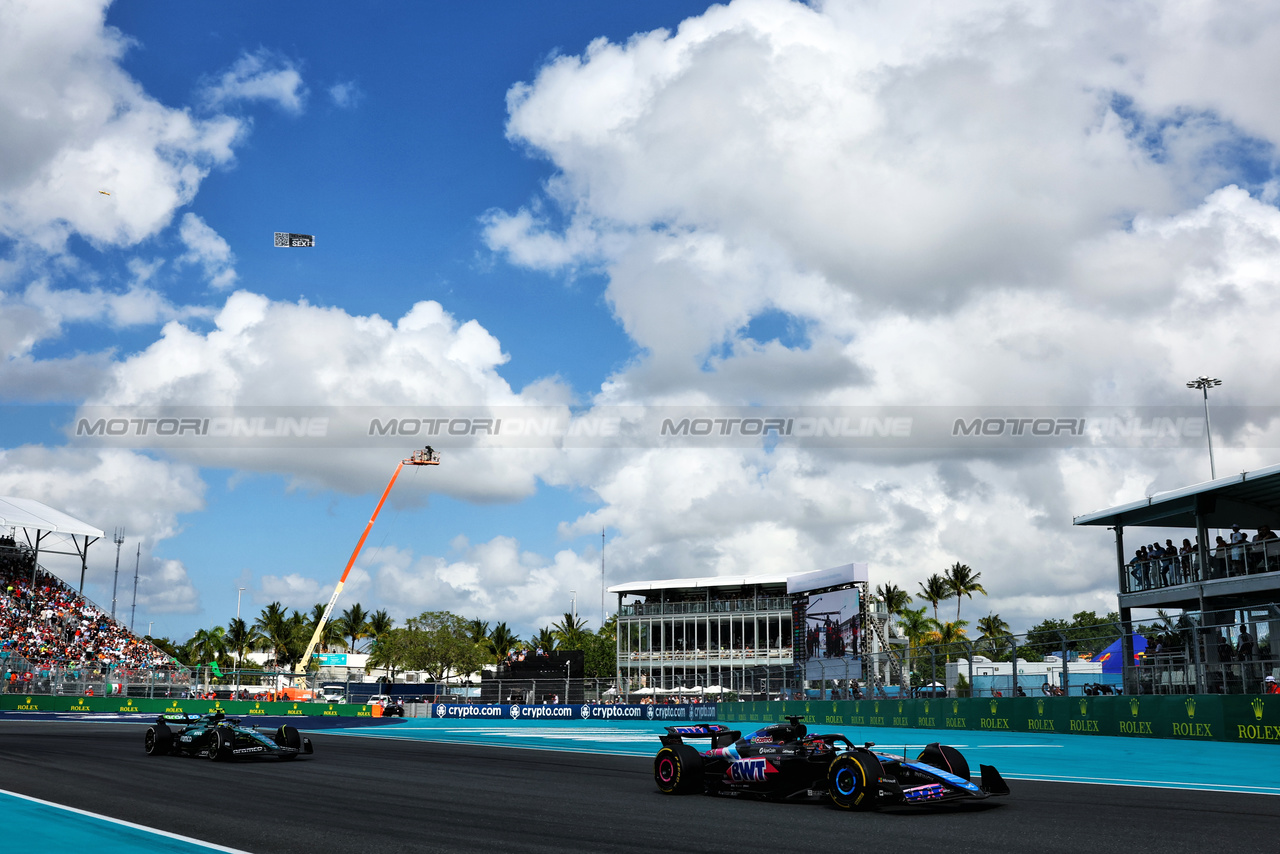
xmin=1127 ymin=524 xmax=1280 ymax=590
xmin=1 ymin=536 xmax=171 ymax=689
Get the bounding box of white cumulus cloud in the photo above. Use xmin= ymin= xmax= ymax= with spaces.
xmin=200 ymin=49 xmax=307 ymax=114
xmin=0 ymin=0 xmax=242 ymax=253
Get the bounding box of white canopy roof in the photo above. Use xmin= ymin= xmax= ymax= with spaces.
xmin=608 ymin=563 xmax=866 ymax=595
xmin=0 ymin=496 xmax=104 ymax=539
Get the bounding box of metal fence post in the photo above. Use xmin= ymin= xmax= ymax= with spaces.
xmin=1188 ymin=612 xmax=1204 ymax=695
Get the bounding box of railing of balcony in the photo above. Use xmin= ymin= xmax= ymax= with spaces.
xmin=1123 ymin=539 xmax=1280 ymax=594
xmin=617 ymin=596 xmax=791 ymax=617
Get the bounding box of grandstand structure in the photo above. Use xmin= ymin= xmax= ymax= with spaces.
xmin=1075 ymin=464 xmax=1280 ymax=694
xmin=609 ymin=563 xmax=872 ymax=699
xmin=1 ymin=497 xmax=185 ymax=697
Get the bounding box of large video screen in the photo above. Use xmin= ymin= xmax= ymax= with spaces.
xmin=801 ymin=587 xmax=860 ymax=680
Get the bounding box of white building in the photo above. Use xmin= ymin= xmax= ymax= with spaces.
xmin=609 ymin=564 xmax=867 ymax=696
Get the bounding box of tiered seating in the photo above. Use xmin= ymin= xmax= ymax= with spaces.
xmin=1 ymin=538 xmax=170 ymax=683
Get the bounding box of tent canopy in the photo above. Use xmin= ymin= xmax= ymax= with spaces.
xmin=1090 ymin=635 xmax=1149 ymax=674
xmin=0 ymin=496 xmax=104 ymax=539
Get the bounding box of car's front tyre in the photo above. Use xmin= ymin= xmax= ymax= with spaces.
xmin=828 ymin=753 xmax=880 ymax=810
xmin=275 ymin=725 xmax=302 ymax=759
xmin=654 ymin=744 xmax=704 ymax=795
xmin=208 ymin=728 xmax=232 ymax=761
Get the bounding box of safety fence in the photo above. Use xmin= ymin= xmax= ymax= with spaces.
xmin=720 ymin=696 xmax=1280 ymax=744
xmin=1 ymin=651 xmax=191 ymax=698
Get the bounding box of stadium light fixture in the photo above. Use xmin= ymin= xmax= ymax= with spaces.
xmin=1186 ymin=376 xmax=1222 ymax=479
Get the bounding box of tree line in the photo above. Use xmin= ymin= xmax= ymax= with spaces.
xmin=151 ymin=603 xmax=618 ymax=682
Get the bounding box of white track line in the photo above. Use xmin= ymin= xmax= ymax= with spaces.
xmin=1 ymin=787 xmax=254 ymax=852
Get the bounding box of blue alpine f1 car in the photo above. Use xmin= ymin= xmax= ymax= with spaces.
xmin=654 ymin=716 xmax=1008 ymax=809
xmin=144 ymin=711 xmax=314 ymax=761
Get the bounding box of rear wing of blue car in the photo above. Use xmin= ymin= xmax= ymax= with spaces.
xmin=660 ymin=723 xmax=740 ymax=749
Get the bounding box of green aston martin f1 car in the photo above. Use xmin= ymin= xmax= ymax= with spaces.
xmin=144 ymin=711 xmax=314 ymax=761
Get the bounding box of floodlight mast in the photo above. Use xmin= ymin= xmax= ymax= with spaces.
xmin=294 ymin=448 xmax=440 ymax=680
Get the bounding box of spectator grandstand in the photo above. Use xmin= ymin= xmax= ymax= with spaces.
xmin=2 ymin=534 xmax=182 ymax=695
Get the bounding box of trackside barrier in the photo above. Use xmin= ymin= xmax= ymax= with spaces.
xmin=0 ymin=695 xmax=720 ymax=724
xmin=428 ymin=703 xmax=719 ymax=721
xmin=719 ymin=696 xmax=1280 ymax=745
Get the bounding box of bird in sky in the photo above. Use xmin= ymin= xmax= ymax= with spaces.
xmin=99 ymin=190 xmax=111 ymax=195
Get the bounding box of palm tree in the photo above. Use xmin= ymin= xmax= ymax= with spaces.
xmin=976 ymin=613 xmax=1010 ymax=654
xmin=943 ymin=562 xmax=987 ymax=621
xmin=307 ymin=603 xmax=346 ymax=652
xmin=189 ymin=625 xmax=227 ymax=664
xmin=487 ymin=622 xmax=519 ymax=660
xmin=916 ymin=574 xmax=953 ymax=624
xmin=875 ymin=583 xmax=910 ymax=618
xmin=366 ymin=609 xmax=394 ymax=644
xmin=532 ymin=627 xmax=558 ymax=652
xmin=466 ymin=619 xmax=490 ymax=646
xmin=551 ymin=612 xmax=590 ymax=650
xmin=253 ymin=602 xmax=295 ymax=668
xmin=224 ymin=617 xmax=264 ymax=692
xmin=936 ymin=619 xmax=969 ymax=662
xmin=224 ymin=618 xmax=262 ymax=665
xmin=337 ymin=604 xmax=369 ymax=653
xmin=895 ymin=606 xmax=937 ymax=689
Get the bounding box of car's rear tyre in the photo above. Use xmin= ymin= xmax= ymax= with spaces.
xmin=208 ymin=728 xmax=232 ymax=761
xmin=144 ymin=724 xmax=172 ymax=756
xmin=654 ymin=744 xmax=703 ymax=794
xmin=828 ymin=753 xmax=880 ymax=810
xmin=917 ymin=743 xmax=970 ymax=780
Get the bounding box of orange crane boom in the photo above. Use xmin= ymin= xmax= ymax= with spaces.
xmin=295 ymin=448 xmax=440 ymax=677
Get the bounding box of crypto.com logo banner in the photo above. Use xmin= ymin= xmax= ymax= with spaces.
xmin=48 ymin=405 xmax=1250 ymax=449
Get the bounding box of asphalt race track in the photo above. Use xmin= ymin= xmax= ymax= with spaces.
xmin=1 ymin=721 xmax=1277 ymax=854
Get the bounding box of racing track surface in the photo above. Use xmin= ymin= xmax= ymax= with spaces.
xmin=1 ymin=721 xmax=1277 ymax=854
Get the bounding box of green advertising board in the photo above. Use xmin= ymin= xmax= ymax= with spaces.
xmin=714 ymin=695 xmax=1280 ymax=744
xmin=0 ymin=694 xmax=371 ymax=717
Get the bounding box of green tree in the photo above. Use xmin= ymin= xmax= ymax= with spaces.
xmin=915 ymin=574 xmax=953 ymax=624
xmin=582 ymin=614 xmax=618 ymax=679
xmin=551 ymin=612 xmax=590 ymax=650
xmin=875 ymin=582 xmax=911 ymax=617
xmin=943 ymin=562 xmax=986 ymax=621
xmin=253 ymin=603 xmax=310 ymax=670
xmin=366 ymin=609 xmax=394 ymax=644
xmin=336 ymin=603 xmax=369 ymax=653
xmin=935 ymin=619 xmax=969 ymax=662
xmin=308 ymin=604 xmax=345 ymax=652
xmin=188 ymin=625 xmax=227 ymax=664
xmin=532 ymin=627 xmax=559 ymax=652
xmin=398 ymin=611 xmax=486 ymax=682
xmin=487 ymin=622 xmax=520 ymax=659
xmin=466 ymin=619 xmax=490 ymax=646
xmin=976 ymin=613 xmax=1010 ymax=655
xmin=365 ymin=628 xmax=411 ymax=684
xmin=894 ymin=606 xmax=938 ymax=686
xmin=224 ymin=617 xmax=264 ymax=672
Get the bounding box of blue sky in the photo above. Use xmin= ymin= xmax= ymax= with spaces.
xmin=5 ymin=0 xmax=1280 ymax=644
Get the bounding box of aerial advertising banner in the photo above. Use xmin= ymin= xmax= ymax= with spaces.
xmin=274 ymin=232 xmax=315 ymax=247
xmin=428 ymin=703 xmax=719 ymax=721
